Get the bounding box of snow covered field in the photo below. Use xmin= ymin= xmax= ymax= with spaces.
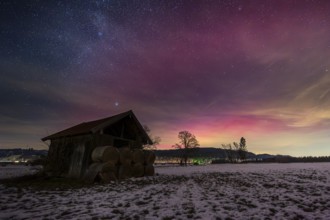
xmin=1 ymin=163 xmax=330 ymax=219
xmin=0 ymin=164 xmax=42 ymax=180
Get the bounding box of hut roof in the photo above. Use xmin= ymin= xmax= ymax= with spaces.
xmin=41 ymin=110 xmax=152 ymax=144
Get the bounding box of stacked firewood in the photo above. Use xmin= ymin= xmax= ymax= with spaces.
xmin=84 ymin=146 xmax=155 ymax=183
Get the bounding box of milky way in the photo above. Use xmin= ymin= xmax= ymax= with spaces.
xmin=1 ymin=0 xmax=330 ymax=156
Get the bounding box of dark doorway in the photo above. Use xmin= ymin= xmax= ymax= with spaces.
xmin=114 ymin=139 xmax=130 ymax=148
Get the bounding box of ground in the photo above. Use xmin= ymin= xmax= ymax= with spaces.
xmin=0 ymin=163 xmax=330 ymax=219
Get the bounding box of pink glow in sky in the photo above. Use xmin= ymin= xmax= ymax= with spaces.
xmin=1 ymin=1 xmax=330 ymax=156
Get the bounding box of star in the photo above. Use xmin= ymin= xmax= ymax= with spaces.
xmin=1 ymin=0 xmax=329 ymax=156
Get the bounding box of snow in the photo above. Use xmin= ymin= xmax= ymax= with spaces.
xmin=156 ymin=162 xmax=330 ymax=175
xmin=0 ymin=164 xmax=42 ymax=180
xmin=1 ymin=163 xmax=330 ymax=219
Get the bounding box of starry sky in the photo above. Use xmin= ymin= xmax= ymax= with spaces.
xmin=1 ymin=0 xmax=330 ymax=156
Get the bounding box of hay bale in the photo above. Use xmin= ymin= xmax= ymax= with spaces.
xmin=100 ymin=162 xmax=118 ymax=181
xmin=144 ymin=165 xmax=155 ymax=176
xmin=118 ymin=164 xmax=132 ymax=179
xmin=99 ymin=171 xmax=117 ymax=183
xmin=83 ymin=162 xmax=118 ymax=183
xmin=131 ymin=163 xmax=144 ymax=177
xmin=101 ymin=161 xmax=117 ymax=173
xmin=132 ymin=149 xmax=144 ymax=164
xmin=143 ymin=150 xmax=156 ymax=165
xmin=119 ymin=147 xmax=132 ymax=165
xmin=83 ymin=163 xmax=103 ymax=183
xmin=91 ymin=146 xmax=119 ymax=163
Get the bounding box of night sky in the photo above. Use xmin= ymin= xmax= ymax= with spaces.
xmin=1 ymin=0 xmax=330 ymax=156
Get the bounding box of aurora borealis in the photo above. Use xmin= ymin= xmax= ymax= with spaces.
xmin=1 ymin=1 xmax=330 ymax=156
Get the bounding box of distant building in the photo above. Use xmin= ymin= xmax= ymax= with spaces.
xmin=0 ymin=149 xmax=46 ymax=164
xmin=0 ymin=155 xmax=22 ymax=163
xmin=41 ymin=110 xmax=152 ymax=178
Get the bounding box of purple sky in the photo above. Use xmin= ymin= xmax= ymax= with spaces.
xmin=1 ymin=0 xmax=330 ymax=156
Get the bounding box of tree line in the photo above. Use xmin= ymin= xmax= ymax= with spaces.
xmin=145 ymin=126 xmax=330 ymax=164
xmin=144 ymin=126 xmax=249 ymax=165
xmin=220 ymin=137 xmax=248 ymax=163
xmin=171 ymin=131 xmax=248 ymax=165
xmin=259 ymin=156 xmax=330 ymax=163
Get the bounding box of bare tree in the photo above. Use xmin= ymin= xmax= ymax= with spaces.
xmin=143 ymin=125 xmax=161 ymax=150
xmin=222 ymin=137 xmax=248 ymax=163
xmin=221 ymin=143 xmax=236 ymax=163
xmin=238 ymin=137 xmax=247 ymax=161
xmin=233 ymin=142 xmax=240 ymax=162
xmin=173 ymin=130 xmax=199 ymax=166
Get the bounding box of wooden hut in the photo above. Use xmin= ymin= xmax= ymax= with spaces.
xmin=41 ymin=110 xmax=152 ymax=178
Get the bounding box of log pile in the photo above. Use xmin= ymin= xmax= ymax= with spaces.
xmin=84 ymin=146 xmax=155 ymax=183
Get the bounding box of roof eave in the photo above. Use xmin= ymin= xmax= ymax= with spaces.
xmin=90 ymin=110 xmax=132 ymax=133
xmin=41 ymin=132 xmax=92 ymax=142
